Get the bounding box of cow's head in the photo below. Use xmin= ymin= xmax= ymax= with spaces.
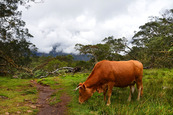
xmin=75 ymin=83 xmax=94 ymax=104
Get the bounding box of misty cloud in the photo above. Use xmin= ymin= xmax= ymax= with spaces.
xmin=21 ymin=0 xmax=173 ymax=53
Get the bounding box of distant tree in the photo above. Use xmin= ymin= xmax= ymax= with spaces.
xmin=56 ymin=55 xmax=74 ymax=63
xmin=75 ymin=36 xmax=128 ymax=63
xmin=75 ymin=43 xmax=111 ymax=63
xmin=102 ymin=36 xmax=127 ymax=54
xmin=75 ymin=60 xmax=91 ymax=70
xmin=102 ymin=36 xmax=136 ymax=60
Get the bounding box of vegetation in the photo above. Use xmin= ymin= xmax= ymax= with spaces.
xmin=131 ymin=9 xmax=173 ymax=68
xmin=37 ymin=69 xmax=173 ymax=115
xmin=1 ymin=1 xmax=173 ymax=76
xmin=1 ymin=69 xmax=172 ymax=114
xmin=0 ymin=1 xmax=172 ymax=114
xmin=0 ymin=0 xmax=37 ymax=75
xmin=0 ymin=77 xmax=38 ymax=114
xmin=58 ymin=69 xmax=173 ymax=115
xmin=75 ymin=9 xmax=173 ymax=68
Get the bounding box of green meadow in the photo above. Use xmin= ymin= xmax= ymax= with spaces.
xmin=0 ymin=77 xmax=38 ymax=115
xmin=0 ymin=69 xmax=173 ymax=115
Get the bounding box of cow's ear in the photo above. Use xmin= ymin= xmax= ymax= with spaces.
xmin=78 ymin=83 xmax=86 ymax=90
xmin=82 ymin=84 xmax=86 ymax=90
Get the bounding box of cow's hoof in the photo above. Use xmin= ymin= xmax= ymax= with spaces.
xmin=106 ymin=103 xmax=110 ymax=106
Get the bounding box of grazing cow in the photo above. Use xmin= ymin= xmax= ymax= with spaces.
xmin=75 ymin=60 xmax=143 ymax=105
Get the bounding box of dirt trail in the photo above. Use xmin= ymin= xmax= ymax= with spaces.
xmin=31 ymin=80 xmax=71 ymax=115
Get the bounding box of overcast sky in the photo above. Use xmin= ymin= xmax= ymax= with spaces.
xmin=21 ymin=0 xmax=173 ymax=54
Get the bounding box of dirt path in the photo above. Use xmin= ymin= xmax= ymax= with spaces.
xmin=31 ymin=80 xmax=71 ymax=115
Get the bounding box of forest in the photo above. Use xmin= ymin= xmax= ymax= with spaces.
xmin=0 ymin=0 xmax=173 ymax=115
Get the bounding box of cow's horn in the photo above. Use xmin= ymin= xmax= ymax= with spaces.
xmin=74 ymin=86 xmax=81 ymax=91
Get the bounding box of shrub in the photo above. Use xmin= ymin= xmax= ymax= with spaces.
xmin=33 ymin=70 xmax=46 ymax=78
xmin=44 ymin=59 xmax=68 ymax=72
xmin=18 ymin=72 xmax=31 ymax=79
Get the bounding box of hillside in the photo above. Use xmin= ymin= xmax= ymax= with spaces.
xmin=35 ymin=47 xmax=90 ymax=61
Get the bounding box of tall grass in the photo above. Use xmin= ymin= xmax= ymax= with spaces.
xmin=57 ymin=69 xmax=173 ymax=115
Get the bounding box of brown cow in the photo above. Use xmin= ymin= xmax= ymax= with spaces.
xmin=75 ymin=60 xmax=143 ymax=105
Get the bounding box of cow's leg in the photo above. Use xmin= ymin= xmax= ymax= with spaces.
xmin=140 ymin=82 xmax=143 ymax=96
xmin=128 ymin=85 xmax=135 ymax=102
xmin=137 ymin=86 xmax=141 ymax=101
xmin=136 ymin=79 xmax=143 ymax=101
xmin=106 ymin=83 xmax=114 ymax=106
xmin=103 ymin=85 xmax=108 ymax=101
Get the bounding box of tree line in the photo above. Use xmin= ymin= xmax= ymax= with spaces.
xmin=75 ymin=9 xmax=173 ymax=68
xmin=0 ymin=0 xmax=173 ymax=76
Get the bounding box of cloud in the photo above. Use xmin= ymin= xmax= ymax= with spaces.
xmin=22 ymin=0 xmax=173 ymax=53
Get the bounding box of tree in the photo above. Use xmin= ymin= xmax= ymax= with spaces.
xmin=102 ymin=36 xmax=127 ymax=54
xmin=75 ymin=43 xmax=111 ymax=63
xmin=132 ymin=9 xmax=173 ymax=68
xmin=102 ymin=36 xmax=137 ymax=60
xmin=0 ymin=0 xmax=34 ymax=41
xmin=75 ymin=36 xmax=128 ymax=63
xmin=0 ymin=0 xmax=38 ymax=74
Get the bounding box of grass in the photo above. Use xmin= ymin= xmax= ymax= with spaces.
xmin=0 ymin=77 xmax=38 ymax=115
xmin=36 ymin=76 xmax=62 ymax=106
xmin=0 ymin=69 xmax=173 ymax=115
xmin=56 ymin=69 xmax=173 ymax=115
xmin=37 ymin=77 xmax=59 ymax=86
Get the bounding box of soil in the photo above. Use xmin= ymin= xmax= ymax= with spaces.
xmin=31 ymin=80 xmax=71 ymax=115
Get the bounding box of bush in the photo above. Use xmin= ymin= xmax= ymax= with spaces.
xmin=33 ymin=70 xmax=46 ymax=78
xmin=18 ymin=72 xmax=31 ymax=79
xmin=44 ymin=59 xmax=68 ymax=72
